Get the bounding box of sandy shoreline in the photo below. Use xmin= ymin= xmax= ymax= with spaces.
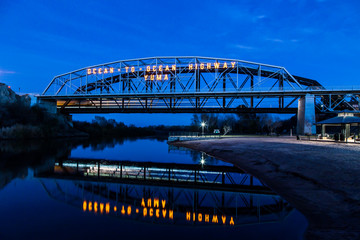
xmin=170 ymin=137 xmax=360 ymax=240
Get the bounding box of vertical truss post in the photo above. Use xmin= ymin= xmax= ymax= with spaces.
xmin=251 ymin=75 xmax=254 ymax=108
xmin=258 ymin=65 xmax=261 ymax=84
xmin=97 ymin=161 xmax=100 ymax=178
xmin=196 ymin=64 xmax=200 ymax=109
xmin=69 ymin=73 xmax=72 ymax=95
xmin=279 ymin=73 xmax=284 ymax=108
xmin=128 ymin=74 xmax=131 ymax=93
xmin=120 ymin=163 xmax=122 ymax=178
xmin=223 ymin=74 xmax=226 ymax=108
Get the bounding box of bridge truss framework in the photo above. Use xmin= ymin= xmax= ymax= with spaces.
xmin=39 ymin=56 xmax=360 ymax=114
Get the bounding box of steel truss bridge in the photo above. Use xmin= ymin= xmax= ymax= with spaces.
xmin=36 ymin=157 xmax=273 ymax=194
xmin=36 ymin=158 xmax=292 ymax=226
xmin=39 ymin=56 xmax=360 ymax=114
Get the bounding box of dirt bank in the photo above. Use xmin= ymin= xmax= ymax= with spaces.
xmin=170 ymin=137 xmax=360 ymax=240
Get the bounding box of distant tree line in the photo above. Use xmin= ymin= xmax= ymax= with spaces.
xmin=189 ymin=113 xmax=296 ymax=135
xmin=73 ymin=116 xmax=192 ymax=138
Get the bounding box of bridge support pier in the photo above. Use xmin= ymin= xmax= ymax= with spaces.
xmin=297 ymin=94 xmax=316 ymax=135
xmin=37 ymin=99 xmax=57 ymax=114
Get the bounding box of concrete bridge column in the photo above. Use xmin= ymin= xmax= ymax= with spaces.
xmin=37 ymin=99 xmax=57 ymax=114
xmin=297 ymin=94 xmax=316 ymax=135
xmin=321 ymin=124 xmax=326 ymax=138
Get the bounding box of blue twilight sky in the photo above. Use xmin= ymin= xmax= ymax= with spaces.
xmin=0 ymin=0 xmax=360 ymax=126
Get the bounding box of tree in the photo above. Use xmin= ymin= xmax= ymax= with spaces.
xmin=223 ymin=125 xmax=232 ymax=135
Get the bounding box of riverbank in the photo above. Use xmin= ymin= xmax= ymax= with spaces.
xmin=170 ymin=137 xmax=360 ymax=240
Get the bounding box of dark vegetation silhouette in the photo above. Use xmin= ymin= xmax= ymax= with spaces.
xmin=1 ymin=84 xmax=296 ymax=139
xmin=190 ymin=113 xmax=297 ymax=135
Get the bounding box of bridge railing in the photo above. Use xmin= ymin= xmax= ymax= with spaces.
xmin=169 ymin=132 xmax=200 ymax=137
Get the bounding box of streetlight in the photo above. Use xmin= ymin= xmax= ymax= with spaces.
xmin=200 ymin=153 xmax=206 ymax=166
xmin=200 ymin=122 xmax=206 ymax=136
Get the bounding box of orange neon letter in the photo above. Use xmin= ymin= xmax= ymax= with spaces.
xmin=94 ymin=202 xmax=98 ymax=213
xmin=198 ymin=213 xmax=203 ymax=222
xmin=106 ymin=203 xmax=110 ymax=214
xmin=162 ymin=209 xmax=167 ymax=218
xmin=186 ymin=212 xmax=191 ymax=221
xmin=83 ymin=201 xmax=87 ymax=211
xmin=230 ymin=217 xmax=234 ymax=225
xmin=154 ymin=199 xmax=159 ymax=208
xmin=143 ymin=207 xmax=148 ymax=217
xmin=156 ymin=209 xmax=160 ymax=218
xmin=169 ymin=210 xmax=173 ymax=220
xmin=100 ymin=203 xmax=104 ymax=214
xmin=141 ymin=198 xmax=146 ymax=207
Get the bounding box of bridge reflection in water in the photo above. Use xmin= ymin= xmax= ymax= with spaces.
xmin=35 ymin=157 xmax=293 ymax=227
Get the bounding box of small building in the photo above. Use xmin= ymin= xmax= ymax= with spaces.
xmin=316 ymin=111 xmax=360 ymax=142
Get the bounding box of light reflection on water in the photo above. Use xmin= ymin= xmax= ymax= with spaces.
xmin=0 ymin=138 xmax=308 ymax=240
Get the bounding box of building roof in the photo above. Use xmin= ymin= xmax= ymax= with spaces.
xmin=317 ymin=115 xmax=360 ymax=125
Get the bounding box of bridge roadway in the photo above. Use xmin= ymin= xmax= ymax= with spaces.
xmin=38 ymin=88 xmax=360 ymax=114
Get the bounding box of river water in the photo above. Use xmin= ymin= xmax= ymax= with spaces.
xmin=0 ymin=138 xmax=308 ymax=240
